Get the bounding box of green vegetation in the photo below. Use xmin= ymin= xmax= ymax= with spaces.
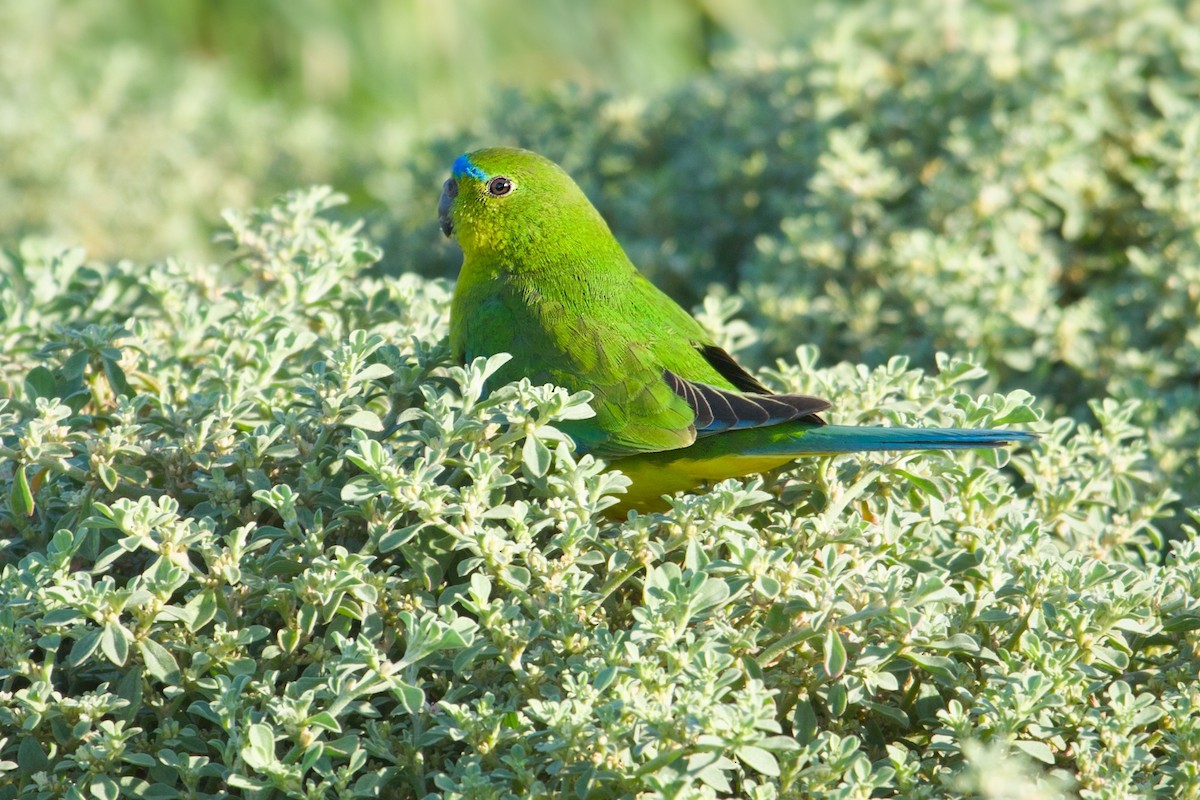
xmin=2 ymin=1 xmax=1199 ymax=798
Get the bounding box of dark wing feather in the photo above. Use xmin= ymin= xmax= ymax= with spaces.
xmin=698 ymin=344 xmax=773 ymax=394
xmin=664 ymin=370 xmax=830 ymax=435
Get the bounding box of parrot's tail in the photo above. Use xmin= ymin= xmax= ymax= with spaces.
xmin=746 ymin=424 xmax=1038 ymax=456
xmin=609 ymin=423 xmax=1037 ymax=514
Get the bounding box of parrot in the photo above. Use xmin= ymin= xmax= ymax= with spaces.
xmin=438 ymin=147 xmax=1036 ymax=513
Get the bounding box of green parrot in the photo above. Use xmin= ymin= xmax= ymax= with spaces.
xmin=439 ymin=147 xmax=1035 ymax=513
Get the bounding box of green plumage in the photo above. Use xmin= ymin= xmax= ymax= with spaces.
xmin=440 ymin=147 xmax=1035 ymax=512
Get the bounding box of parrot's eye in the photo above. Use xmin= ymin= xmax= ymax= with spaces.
xmin=486 ymin=176 xmax=514 ymax=197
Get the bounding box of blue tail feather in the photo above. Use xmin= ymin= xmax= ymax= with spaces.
xmin=730 ymin=423 xmax=1037 ymax=457
xmin=609 ymin=423 xmax=1037 ymax=513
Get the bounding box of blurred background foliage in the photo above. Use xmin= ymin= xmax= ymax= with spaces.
xmin=1 ymin=0 xmax=824 ymax=264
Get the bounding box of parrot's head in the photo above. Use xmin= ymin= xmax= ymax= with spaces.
xmin=439 ymin=147 xmax=615 ymax=262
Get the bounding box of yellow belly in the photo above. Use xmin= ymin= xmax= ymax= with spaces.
xmin=607 ymin=451 xmax=795 ymax=514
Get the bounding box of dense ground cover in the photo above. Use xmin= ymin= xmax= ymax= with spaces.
xmin=2 ymin=1 xmax=1199 ymax=797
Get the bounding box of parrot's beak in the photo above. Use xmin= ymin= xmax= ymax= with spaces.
xmin=438 ymin=178 xmax=457 ymax=237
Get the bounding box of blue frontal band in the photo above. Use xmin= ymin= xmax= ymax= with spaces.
xmin=452 ymin=153 xmax=487 ymax=181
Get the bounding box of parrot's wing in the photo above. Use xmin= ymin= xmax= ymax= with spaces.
xmin=577 ymin=338 xmax=830 ymax=457
xmin=567 ymin=333 xmax=702 ymax=458
xmin=663 ymin=370 xmax=829 ymax=435
xmin=560 ymin=288 xmax=831 ymax=457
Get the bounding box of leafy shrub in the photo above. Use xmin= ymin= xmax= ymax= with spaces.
xmin=0 ymin=189 xmax=1197 ymax=799
xmin=3 ymin=0 xmax=1200 ymax=796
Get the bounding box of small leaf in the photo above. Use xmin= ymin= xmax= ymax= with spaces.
xmin=593 ymin=666 xmax=617 ymax=691
xmin=895 ymin=468 xmax=942 ymax=499
xmin=11 ymin=464 xmax=34 ymax=517
xmin=1012 ymin=739 xmax=1055 ymax=765
xmin=827 ymin=683 xmax=848 ymax=717
xmin=928 ymin=633 xmax=980 ymax=654
xmin=17 ymin=737 xmax=50 ymax=772
xmin=691 ymin=576 xmax=731 ymax=615
xmin=356 ymin=363 xmax=394 ymax=382
xmin=278 ymin=628 xmax=302 ymax=655
xmin=101 ymin=622 xmax=131 ymax=666
xmin=41 ymin=608 xmax=84 ymax=626
xmin=298 ymin=604 xmax=318 ymax=636
xmin=378 ymin=524 xmax=421 ymax=552
xmin=1132 ymin=704 xmax=1166 ymax=727
xmin=394 ymin=680 xmax=425 ymax=715
xmin=823 ymin=628 xmax=847 ymax=679
xmin=115 ymin=665 xmax=143 ymax=724
xmin=308 ymin=712 xmax=342 ymax=732
xmin=90 ymin=775 xmax=120 ymax=800
xmin=103 ymin=357 xmax=133 ymax=397
xmin=522 ymin=435 xmax=552 ymax=478
xmin=68 ymin=628 xmax=102 ymax=667
xmin=341 ymin=409 xmax=384 ymax=431
xmin=63 ymin=349 xmax=89 ymax=384
xmin=187 ymin=590 xmax=219 ymax=632
xmin=994 ymin=405 xmax=1040 ymax=425
xmin=754 ymin=575 xmax=781 ymax=598
xmin=792 ymin=700 xmax=818 ymax=744
xmin=903 ymin=651 xmax=958 ymax=680
xmin=138 ymin=638 xmax=181 ymax=683
xmin=500 ymin=565 xmax=531 ymax=591
xmin=341 ymin=476 xmax=378 ymax=502
xmin=736 ymin=745 xmax=780 ymax=777
xmin=97 ymin=463 xmax=119 ymax=492
xmin=241 ymin=723 xmax=276 ymax=770
xmin=24 ymin=366 xmax=56 ymax=400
